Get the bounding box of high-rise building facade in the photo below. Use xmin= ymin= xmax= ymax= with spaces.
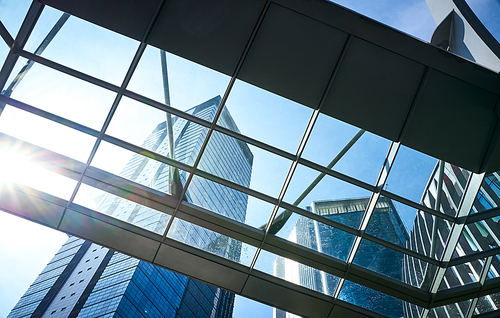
xmin=274 ymin=197 xmax=409 ymax=318
xmin=6 ymin=96 xmax=253 ymax=318
xmin=405 ymin=164 xmax=500 ymax=317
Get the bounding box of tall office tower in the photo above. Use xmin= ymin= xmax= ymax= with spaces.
xmin=274 ymin=197 xmax=409 ymax=318
xmin=404 ymin=164 xmax=500 ymax=317
xmin=7 ymin=96 xmax=254 ymax=318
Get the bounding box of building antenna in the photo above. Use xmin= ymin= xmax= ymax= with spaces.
xmin=160 ymin=50 xmax=183 ymax=198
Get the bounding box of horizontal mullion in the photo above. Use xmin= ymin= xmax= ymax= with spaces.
xmin=213 ymin=124 xmax=297 ymax=162
xmin=0 ymin=95 xmax=100 ymax=138
xmin=193 ymin=168 xmax=279 ymax=206
xmin=16 ymin=49 xmax=120 ymax=93
xmin=363 ymin=232 xmax=442 ymax=267
xmin=175 ymin=200 xmax=265 ymax=246
xmin=466 ymin=207 xmax=500 ymax=224
xmin=278 ymin=200 xmax=361 ymax=237
xmin=380 ymin=189 xmax=456 ymax=222
xmin=297 ymin=157 xmax=376 ymax=193
xmin=432 ymin=282 xmax=482 ymax=307
xmin=81 ymin=169 xmax=179 ymax=212
xmin=123 ymin=89 xmax=212 ymax=129
xmin=448 ymin=246 xmax=500 ymax=267
xmin=0 ymin=21 xmax=14 ymax=47
xmin=101 ymin=134 xmax=194 ymax=173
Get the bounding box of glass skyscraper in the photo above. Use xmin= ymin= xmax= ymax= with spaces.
xmin=274 ymin=197 xmax=409 ymax=318
xmin=405 ymin=164 xmax=500 ymax=318
xmin=6 ymin=96 xmax=253 ymax=318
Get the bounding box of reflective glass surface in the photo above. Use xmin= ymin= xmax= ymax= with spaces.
xmin=167 ymin=218 xmax=256 ymax=266
xmin=254 ymin=249 xmax=339 ymax=296
xmin=438 ymin=259 xmax=483 ymax=290
xmin=429 ymin=300 xmax=471 ymax=318
xmin=73 ymin=184 xmax=169 ymax=235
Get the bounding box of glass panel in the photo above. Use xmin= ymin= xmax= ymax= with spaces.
xmin=365 ymin=196 xmax=409 ymax=247
xmin=234 ymin=295 xmax=276 ymax=317
xmin=0 ymin=141 xmax=77 ymax=200
xmin=91 ymin=141 xmax=188 ymax=196
xmin=0 ymin=0 xmax=31 ymax=38
xmin=0 ymin=38 xmax=8 ymax=66
xmin=254 ymin=249 xmax=338 ymax=296
xmin=106 ymin=96 xmax=209 ymax=167
xmin=438 ymin=259 xmax=483 ymax=290
xmin=167 ymin=218 xmax=256 ymax=266
xmin=488 ymin=255 xmax=500 ymax=280
xmin=453 ymin=220 xmax=500 ymax=259
xmin=475 ymin=291 xmax=500 ymax=315
xmin=127 ymin=45 xmax=230 ymax=119
xmin=272 ymin=211 xmax=355 ymax=262
xmin=24 ymin=6 xmax=139 ymax=85
xmin=428 ymin=300 xmax=471 ymax=318
xmin=187 ymin=175 xmax=274 ymax=229
xmin=0 ymin=105 xmax=95 ymax=162
xmin=466 ymin=0 xmax=500 ymax=42
xmin=353 ymin=239 xmax=423 ymax=286
xmin=404 ymin=250 xmax=437 ymax=290
xmin=73 ymin=184 xmax=169 ymax=234
xmin=386 ymin=145 xmax=438 ymax=204
xmin=221 ymin=80 xmax=313 ymax=154
xmin=283 ymin=163 xmax=372 ymax=229
xmin=199 ymin=131 xmax=292 ymax=198
xmin=302 ymin=113 xmax=390 ymax=185
xmin=5 ymin=58 xmax=116 ymax=130
xmin=405 ymin=203 xmax=450 ymax=260
xmin=472 ymin=171 xmax=500 ymax=213
xmin=338 ymin=280 xmax=406 ymax=318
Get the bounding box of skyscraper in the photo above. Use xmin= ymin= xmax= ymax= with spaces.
xmin=405 ymin=164 xmax=500 ymax=317
xmin=6 ymin=96 xmax=253 ymax=318
xmin=274 ymin=197 xmax=409 ymax=318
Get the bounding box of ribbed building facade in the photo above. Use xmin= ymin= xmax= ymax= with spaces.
xmin=7 ymin=96 xmax=253 ymax=318
xmin=405 ymin=164 xmax=500 ymax=317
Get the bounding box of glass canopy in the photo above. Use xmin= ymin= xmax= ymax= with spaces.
xmin=1 ymin=1 xmax=500 ymax=318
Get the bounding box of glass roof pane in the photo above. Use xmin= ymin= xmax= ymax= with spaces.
xmin=91 ymin=141 xmax=187 ymax=196
xmin=302 ymin=113 xmax=391 ymax=185
xmin=283 ymin=163 xmax=372 ymax=229
xmin=353 ymin=239 xmax=423 ymax=287
xmin=429 ymin=300 xmax=471 ymax=318
xmin=254 ymin=249 xmax=339 ymax=296
xmin=338 ymin=280 xmax=408 ymax=318
xmin=187 ymin=175 xmax=274 ymax=229
xmin=106 ymin=96 xmax=209 ymax=167
xmin=472 ymin=171 xmax=500 ymax=213
xmin=365 ymin=196 xmax=409 ymax=247
xmin=0 ymin=106 xmax=95 ymax=162
xmin=73 ymin=184 xmax=169 ymax=235
xmin=220 ymin=80 xmax=313 ymax=154
xmin=0 ymin=40 xmax=8 ymax=65
xmin=0 ymin=0 xmax=31 ymax=39
xmin=404 ymin=248 xmax=436 ymax=290
xmin=453 ymin=220 xmax=500 ymax=259
xmin=386 ymin=145 xmax=438 ymax=204
xmin=272 ymin=211 xmax=355 ymax=262
xmin=127 ymin=45 xmax=230 ymax=119
xmin=0 ymin=141 xmax=77 ymax=200
xmin=487 ymin=256 xmax=500 ymax=279
xmin=406 ymin=204 xmax=449 ymax=261
xmin=5 ymin=58 xmax=116 ymax=130
xmin=438 ymin=259 xmax=484 ymax=291
xmin=199 ymin=131 xmax=292 ymax=198
xmin=167 ymin=218 xmax=256 ymax=266
xmin=24 ymin=6 xmax=139 ymax=85
xmin=475 ymin=291 xmax=500 ymax=315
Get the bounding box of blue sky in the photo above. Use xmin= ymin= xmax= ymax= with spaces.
xmin=2 ymin=0 xmax=498 ymax=317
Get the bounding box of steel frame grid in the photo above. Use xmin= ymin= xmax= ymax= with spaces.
xmin=0 ymin=1 xmax=498 ymax=317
